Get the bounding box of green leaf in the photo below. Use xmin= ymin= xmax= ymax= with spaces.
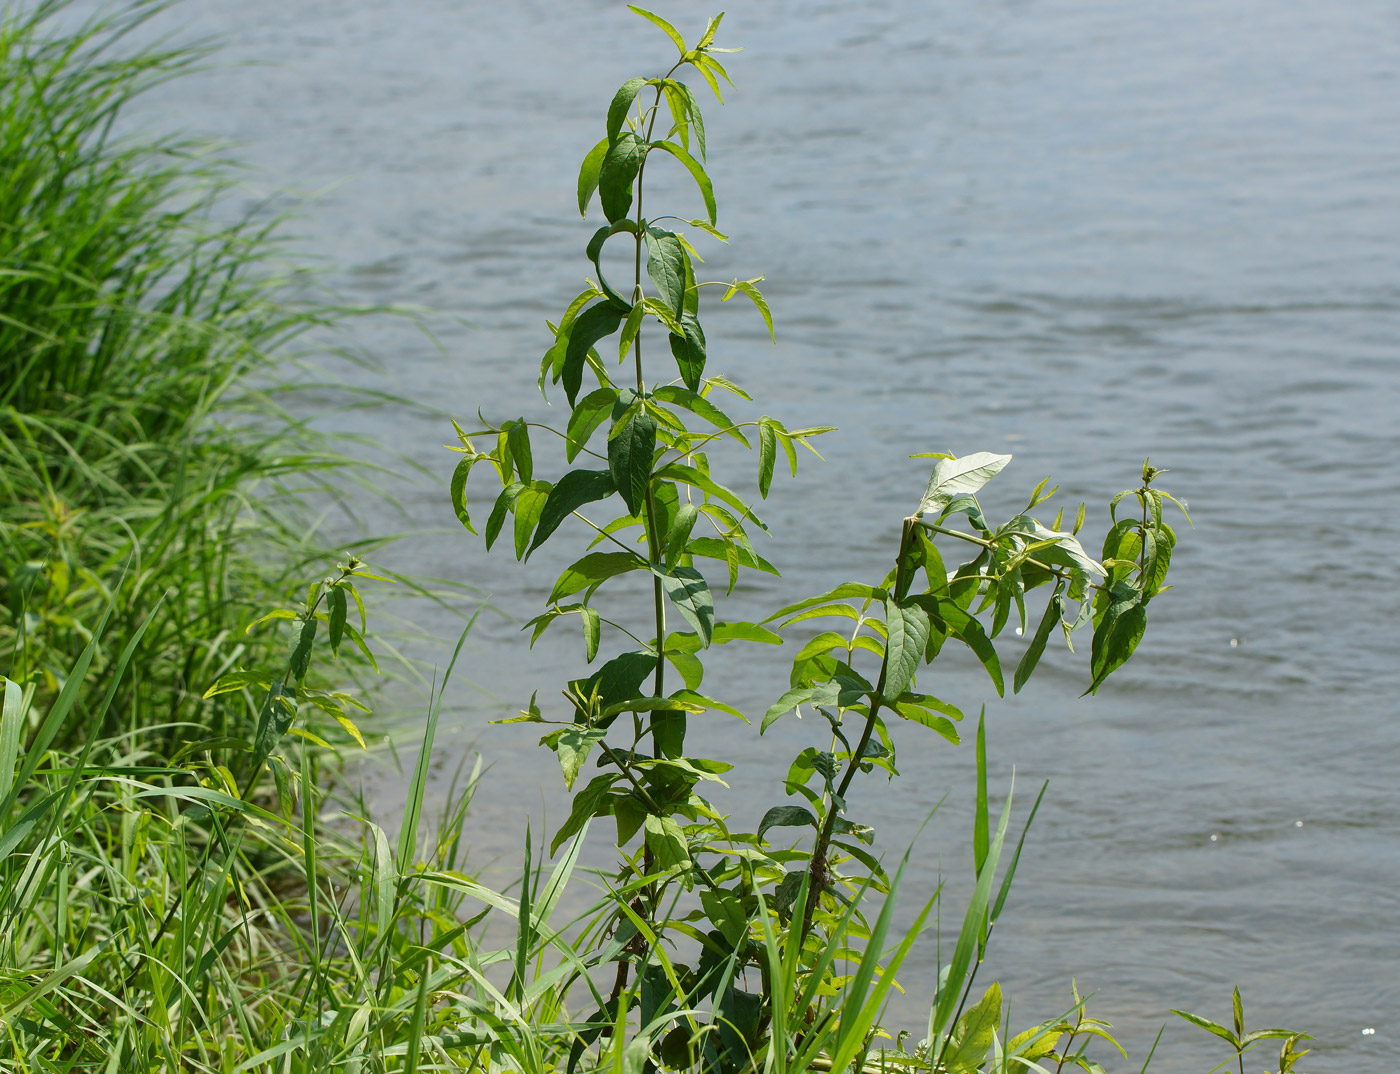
xmin=654 ymin=565 xmax=713 ymax=646
xmin=917 ymin=452 xmax=1012 ymax=519
xmin=653 ymin=462 xmax=765 ymax=531
xmin=608 ymin=407 xmax=657 ymax=517
xmin=757 ymin=419 xmax=776 ymax=498
xmin=598 ymin=132 xmax=646 ymax=223
xmin=1171 ymin=1010 xmax=1238 ymax=1048
xmin=251 ymin=681 xmax=295 ymax=767
xmin=944 ymin=983 xmax=1002 ymax=1074
xmin=506 ymin=420 xmax=533 ymax=483
xmin=686 ymin=536 xmax=778 ymax=576
xmin=757 ymin=805 xmax=818 ymax=843
xmin=513 ymin=481 xmax=551 ymax=560
xmin=652 ymin=385 xmax=748 ymax=446
xmin=485 ymin=482 xmax=523 ymax=551
xmin=450 ymin=453 xmax=480 ymax=533
xmin=766 ymin=582 xmax=885 ymax=625
xmin=581 ymin=607 xmax=601 ymax=662
xmin=328 ymin=586 xmax=347 ymax=658
xmin=529 ymin=469 xmax=616 ymax=558
xmin=628 ymin=6 xmax=686 ymax=54
xmin=675 ymin=80 xmax=706 ymax=159
xmin=288 ymin=617 xmax=316 ymax=683
xmin=1014 ymin=586 xmax=1064 ymax=693
xmin=644 ymin=813 xmax=690 ymax=870
xmin=722 ymin=277 xmax=775 ymax=341
xmin=618 ymin=301 xmax=645 ymax=363
xmin=644 ymin=226 xmax=689 ymax=315
xmin=1087 ymin=584 xmax=1146 ymax=695
xmin=562 ymin=303 xmax=625 ymax=406
xmin=565 ymin=387 xmax=617 ymax=461
xmin=669 ymin=315 xmax=707 ymax=391
xmin=551 ymin=774 xmax=618 ymax=854
xmin=577 ymin=137 xmax=609 ymax=217
xmin=549 ymin=552 xmax=645 ymax=603
xmin=651 ymin=140 xmax=717 ymax=225
xmin=882 ymin=597 xmax=929 ymax=701
xmin=913 ymin=595 xmax=1004 ymax=696
xmin=548 ymin=726 xmax=606 ymax=791
xmin=892 ymin=703 xmax=959 ymax=743
xmin=607 ymin=77 xmax=649 ymax=143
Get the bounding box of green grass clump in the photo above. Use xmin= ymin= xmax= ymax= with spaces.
xmin=0 ymin=0 xmax=380 ymax=762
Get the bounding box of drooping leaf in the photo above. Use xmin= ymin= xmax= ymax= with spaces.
xmin=608 ymin=407 xmax=657 ymax=516
xmin=757 ymin=419 xmax=776 ymax=498
xmin=551 ymin=774 xmax=619 ymax=854
xmin=565 ymin=387 xmax=618 ymax=461
xmin=882 ymin=597 xmax=929 ymax=701
xmin=757 ymin=805 xmax=818 ymax=843
xmin=917 ymin=452 xmax=1012 ymax=519
xmin=581 ymin=606 xmax=601 ymax=662
xmin=644 ymin=813 xmax=690 ymax=870
xmin=651 ymin=140 xmax=717 ymax=225
xmin=327 ymin=586 xmax=347 ymax=658
xmin=577 ymin=137 xmax=609 ymax=217
xmin=1087 ymin=584 xmax=1146 ymax=695
xmin=669 ymin=315 xmax=707 ymax=390
xmin=598 ymin=132 xmax=646 ymax=223
xmin=644 ymin=226 xmax=689 ymax=315
xmin=513 ymin=481 xmax=551 ymax=560
xmin=529 ymin=469 xmax=616 ymax=557
xmin=562 ymin=303 xmax=625 ymax=406
xmin=654 ymin=565 xmax=713 ymax=645
xmin=450 ymin=454 xmax=480 ymax=533
xmin=685 ymin=537 xmax=778 ymax=576
xmin=485 ymin=481 xmax=523 ymax=551
xmin=288 ymin=618 xmax=316 ymax=683
xmin=652 ymin=385 xmax=748 ymax=445
xmin=549 ymin=552 xmax=645 ymax=603
xmin=628 ymin=5 xmax=686 ymax=54
xmin=1014 ymin=587 xmax=1064 ymax=693
xmin=607 ymin=77 xmax=649 ymax=143
xmin=721 ymin=277 xmax=775 ymax=341
xmin=548 ymin=726 xmax=606 ymax=791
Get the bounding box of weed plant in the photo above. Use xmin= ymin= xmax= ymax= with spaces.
xmin=0 ymin=4 xmax=1317 ymax=1073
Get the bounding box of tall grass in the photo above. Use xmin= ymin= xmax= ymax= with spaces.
xmin=0 ymin=0 xmax=389 ymax=763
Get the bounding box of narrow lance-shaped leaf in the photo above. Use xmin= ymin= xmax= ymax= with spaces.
xmin=328 ymin=586 xmax=347 ymax=658
xmin=562 ymin=303 xmax=624 ymax=406
xmin=607 ymin=77 xmax=648 ymax=143
xmin=628 ymin=5 xmax=686 ymax=53
xmin=608 ymin=408 xmax=656 ymax=517
xmin=528 ymin=469 xmax=617 ymax=558
xmin=757 ymin=419 xmax=776 ymax=498
xmin=651 ymin=140 xmax=717 ymax=225
xmin=722 ymin=277 xmax=775 ymax=341
xmin=1014 ymin=586 xmax=1063 ymax=693
xmin=577 ymin=137 xmax=609 ymax=217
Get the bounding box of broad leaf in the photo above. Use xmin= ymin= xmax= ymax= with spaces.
xmin=607 ymin=77 xmax=649 ymax=143
xmin=655 ymin=565 xmax=713 ymax=645
xmin=644 ymin=226 xmax=688 ymax=315
xmin=608 ymin=408 xmax=656 ymax=516
xmin=917 ymin=452 xmax=1012 ymax=519
xmin=757 ymin=805 xmax=818 ymax=843
xmin=882 ymin=597 xmax=929 ymax=701
xmin=562 ymin=303 xmax=624 ymax=406
xmin=598 ymin=132 xmax=646 ymax=223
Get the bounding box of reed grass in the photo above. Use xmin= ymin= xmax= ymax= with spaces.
xmin=0 ymin=0 xmax=394 ymax=765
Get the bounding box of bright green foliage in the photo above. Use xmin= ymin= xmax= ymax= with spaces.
xmin=0 ymin=0 xmax=400 ymax=767
xmin=448 ymin=8 xmax=1203 ymax=1074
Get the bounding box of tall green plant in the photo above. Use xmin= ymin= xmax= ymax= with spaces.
xmin=450 ymin=8 xmax=1187 ymax=1070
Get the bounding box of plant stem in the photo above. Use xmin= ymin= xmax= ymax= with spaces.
xmin=800 ymin=518 xmax=917 ymax=944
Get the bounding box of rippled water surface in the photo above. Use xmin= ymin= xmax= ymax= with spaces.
xmin=122 ymin=1 xmax=1398 ymax=1068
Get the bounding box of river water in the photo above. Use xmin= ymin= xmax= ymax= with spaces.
xmin=118 ymin=0 xmax=1398 ymax=1068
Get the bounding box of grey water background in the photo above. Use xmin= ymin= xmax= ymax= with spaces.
xmin=122 ymin=0 xmax=1398 ymax=1068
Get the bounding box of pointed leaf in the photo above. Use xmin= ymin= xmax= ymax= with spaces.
xmin=549 ymin=552 xmax=645 ymax=603
xmin=652 ymin=140 xmax=717 ymax=224
xmin=607 ymin=77 xmax=649 ymax=143
xmin=608 ymin=408 xmax=657 ymax=517
xmin=598 ymin=132 xmax=646 ymax=223
xmin=654 ymin=565 xmax=713 ymax=646
xmin=917 ymin=452 xmax=1012 ymax=518
xmin=529 ymin=469 xmax=617 ymax=557
xmin=577 ymin=137 xmax=609 ymax=217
